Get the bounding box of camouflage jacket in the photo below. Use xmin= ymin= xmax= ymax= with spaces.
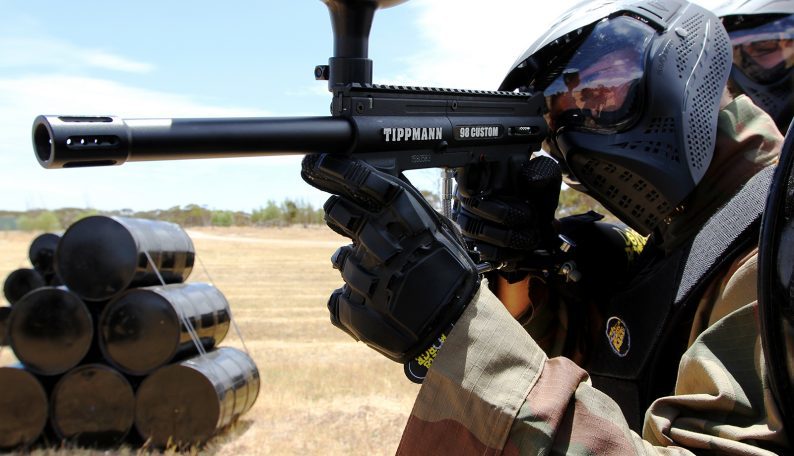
xmin=397 ymin=96 xmax=787 ymax=455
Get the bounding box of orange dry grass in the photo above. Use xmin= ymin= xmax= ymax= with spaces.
xmin=0 ymin=227 xmax=420 ymax=455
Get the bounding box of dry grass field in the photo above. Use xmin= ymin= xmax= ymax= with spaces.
xmin=0 ymin=227 xmax=420 ymax=455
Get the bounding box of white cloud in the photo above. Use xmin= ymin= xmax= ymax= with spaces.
xmin=0 ymin=37 xmax=155 ymax=74
xmin=0 ymin=0 xmax=737 ymax=212
xmin=388 ymin=0 xmax=733 ymax=90
xmin=0 ymin=75 xmax=270 ymax=119
xmin=0 ymin=75 xmax=326 ymax=212
xmin=284 ymin=82 xmax=333 ymax=100
xmin=81 ymin=50 xmax=155 ymax=74
xmin=381 ymin=0 xmax=584 ymax=89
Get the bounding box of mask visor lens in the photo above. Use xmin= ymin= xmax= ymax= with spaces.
xmin=542 ymin=16 xmax=655 ymax=134
xmin=730 ymin=15 xmax=794 ymax=84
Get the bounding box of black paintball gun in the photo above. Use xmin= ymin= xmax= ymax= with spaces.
xmin=31 ymin=0 xmax=575 ymax=276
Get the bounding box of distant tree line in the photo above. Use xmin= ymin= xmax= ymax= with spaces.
xmin=0 ymin=199 xmax=325 ymax=231
xmin=0 ymin=190 xmax=618 ymax=231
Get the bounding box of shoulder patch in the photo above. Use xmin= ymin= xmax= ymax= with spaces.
xmin=606 ymin=316 xmax=631 ymax=357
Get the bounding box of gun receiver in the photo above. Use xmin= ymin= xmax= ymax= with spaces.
xmin=33 ymin=85 xmax=546 ymax=181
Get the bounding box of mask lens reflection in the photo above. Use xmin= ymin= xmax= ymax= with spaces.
xmin=730 ymin=15 xmax=794 ymax=84
xmin=542 ymin=16 xmax=655 ymax=134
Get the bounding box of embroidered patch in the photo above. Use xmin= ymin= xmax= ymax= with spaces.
xmin=606 ymin=316 xmax=630 ymax=357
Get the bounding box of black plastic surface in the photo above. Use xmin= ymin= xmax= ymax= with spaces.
xmin=135 ymin=347 xmax=260 ymax=447
xmin=0 ymin=306 xmax=10 ymax=345
xmin=28 ymin=232 xmax=61 ymax=278
xmin=50 ymin=363 xmax=135 ymax=446
xmin=100 ymin=283 xmax=230 ymax=375
xmin=0 ymin=366 xmax=48 ymax=449
xmin=56 ymin=216 xmax=195 ymax=301
xmin=3 ymin=268 xmax=46 ymax=305
xmin=8 ymin=287 xmax=93 ymax=375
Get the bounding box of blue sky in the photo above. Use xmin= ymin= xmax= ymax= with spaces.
xmin=0 ymin=0 xmax=722 ymax=212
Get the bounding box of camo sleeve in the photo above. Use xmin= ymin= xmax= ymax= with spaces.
xmin=397 ymin=253 xmax=788 ymax=454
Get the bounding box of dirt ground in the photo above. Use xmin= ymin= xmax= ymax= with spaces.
xmin=0 ymin=227 xmax=420 ymax=455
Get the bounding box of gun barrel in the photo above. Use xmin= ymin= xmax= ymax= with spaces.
xmin=33 ymin=115 xmax=354 ymax=169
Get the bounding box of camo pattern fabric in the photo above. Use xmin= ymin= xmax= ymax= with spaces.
xmin=659 ymin=94 xmax=781 ymax=253
xmin=397 ymin=95 xmax=787 ymax=454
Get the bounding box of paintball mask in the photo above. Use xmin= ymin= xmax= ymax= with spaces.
xmin=719 ymin=4 xmax=794 ymax=132
xmin=500 ymin=0 xmax=731 ymax=235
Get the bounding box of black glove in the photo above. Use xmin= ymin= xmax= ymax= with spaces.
xmin=301 ymin=154 xmax=480 ymax=367
xmin=455 ymin=156 xmax=562 ymax=273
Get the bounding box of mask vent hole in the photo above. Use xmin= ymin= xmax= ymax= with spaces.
xmin=616 ymin=140 xmax=680 ymax=163
xmin=573 ymin=158 xmax=673 ymax=233
xmin=644 ymin=117 xmax=676 ymax=134
xmin=675 ymin=14 xmax=704 ymax=78
xmin=686 ymin=20 xmax=730 ymax=174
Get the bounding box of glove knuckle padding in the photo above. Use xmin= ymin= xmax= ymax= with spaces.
xmin=458 ymin=209 xmax=514 ymax=248
xmin=335 ymin=289 xmax=415 ymax=353
xmin=331 ymin=245 xmax=353 ymax=271
xmin=388 ymin=237 xmax=472 ymax=331
xmin=361 ymin=192 xmax=477 ymax=361
xmin=339 ymin=224 xmax=477 ymax=362
xmin=302 ymin=154 xmax=399 ymax=212
xmin=307 ymin=155 xmax=479 ymax=363
xmin=357 ymin=221 xmax=402 ymax=264
xmin=324 ymin=196 xmax=363 ymax=238
xmin=340 ymin=255 xmax=378 ymax=298
xmin=453 ymin=156 xmax=562 ymax=263
xmin=327 ymin=288 xmax=356 ymax=338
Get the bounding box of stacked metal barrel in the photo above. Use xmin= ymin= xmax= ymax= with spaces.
xmin=0 ymin=216 xmax=259 ymax=450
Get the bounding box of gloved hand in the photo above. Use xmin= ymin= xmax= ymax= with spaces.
xmin=455 ymin=156 xmax=562 ymax=273
xmin=301 ymin=154 xmax=480 ymax=367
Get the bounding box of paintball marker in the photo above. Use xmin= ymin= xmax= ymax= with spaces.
xmin=32 ymin=0 xmax=560 ymax=273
